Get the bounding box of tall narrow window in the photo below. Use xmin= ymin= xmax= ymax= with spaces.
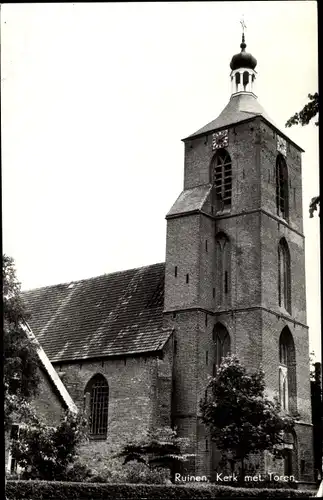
xmin=215 ymin=232 xmax=230 ymax=307
xmin=213 ymin=323 xmax=231 ymax=373
xmin=85 ymin=374 xmax=109 ymax=439
xmin=279 ymin=327 xmax=297 ymax=414
xmin=276 ymin=154 xmax=289 ymax=219
xmin=278 ymin=238 xmax=291 ymax=313
xmin=212 ymin=149 xmax=232 ymax=209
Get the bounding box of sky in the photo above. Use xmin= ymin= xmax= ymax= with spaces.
xmin=1 ymin=2 xmax=320 ymax=360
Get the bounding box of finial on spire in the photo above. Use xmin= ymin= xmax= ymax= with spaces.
xmin=240 ymin=16 xmax=247 ymax=50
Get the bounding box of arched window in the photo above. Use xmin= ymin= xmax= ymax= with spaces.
xmin=215 ymin=232 xmax=230 ymax=307
xmin=213 ymin=323 xmax=231 ymax=375
xmin=212 ymin=149 xmax=232 ymax=209
xmin=278 ymin=238 xmax=291 ymax=313
xmin=84 ymin=374 xmax=109 ymax=439
xmin=276 ymin=154 xmax=289 ymax=219
xmin=279 ymin=328 xmax=297 ymax=414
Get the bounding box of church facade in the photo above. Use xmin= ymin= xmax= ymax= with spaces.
xmin=21 ymin=34 xmax=314 ymax=484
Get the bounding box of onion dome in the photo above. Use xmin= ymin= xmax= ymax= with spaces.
xmin=230 ymin=34 xmax=257 ymax=71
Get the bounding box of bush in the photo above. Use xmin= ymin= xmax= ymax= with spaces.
xmin=11 ymin=410 xmax=88 ymax=481
xmin=89 ymin=460 xmax=170 ymax=484
xmin=6 ymin=480 xmax=314 ymax=499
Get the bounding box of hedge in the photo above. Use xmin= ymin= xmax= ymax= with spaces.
xmin=5 ymin=480 xmax=315 ymax=499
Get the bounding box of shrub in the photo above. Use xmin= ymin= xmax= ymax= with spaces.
xmin=6 ymin=480 xmax=314 ymax=499
xmin=11 ymin=410 xmax=88 ymax=480
xmin=89 ymin=459 xmax=170 ymax=484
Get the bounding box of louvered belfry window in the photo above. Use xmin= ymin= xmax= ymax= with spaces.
xmin=213 ymin=149 xmax=232 ymax=209
xmin=86 ymin=374 xmax=109 ymax=439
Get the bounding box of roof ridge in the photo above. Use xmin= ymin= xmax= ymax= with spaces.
xmin=22 ymin=262 xmax=166 ymax=293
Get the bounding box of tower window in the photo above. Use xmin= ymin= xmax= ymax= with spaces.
xmin=85 ymin=374 xmax=109 ymax=439
xmin=276 ymin=154 xmax=289 ymax=220
xmin=224 ymin=271 xmax=228 ymax=294
xmin=279 ymin=327 xmax=297 ymax=414
xmin=215 ymin=232 xmax=231 ymax=306
xmin=206 ymin=350 xmax=208 ymax=365
xmin=212 ymin=149 xmax=232 ymax=209
xmin=186 ymin=274 xmax=189 ymax=284
xmin=213 ymin=323 xmax=231 ymax=374
xmin=205 ymin=240 xmax=208 ymax=252
xmin=174 ymin=266 xmax=178 ymax=277
xmin=278 ymin=238 xmax=291 ymax=313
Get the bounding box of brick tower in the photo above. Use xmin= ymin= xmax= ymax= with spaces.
xmin=164 ymin=31 xmax=314 ymax=483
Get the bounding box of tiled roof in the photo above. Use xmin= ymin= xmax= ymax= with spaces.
xmin=166 ymin=185 xmax=212 ymax=218
xmin=22 ymin=263 xmax=172 ymax=363
xmin=185 ymin=93 xmax=280 ymax=138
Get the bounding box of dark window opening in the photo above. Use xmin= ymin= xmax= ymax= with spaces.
xmin=174 ymin=266 xmax=178 ymax=277
xmin=205 ymin=240 xmax=208 ymax=252
xmin=206 ymin=350 xmax=208 ymax=365
xmin=213 ymin=288 xmax=215 ymax=298
xmin=278 ymin=238 xmax=291 ymax=313
xmin=276 ymin=154 xmax=289 ymax=220
xmin=186 ymin=274 xmax=189 ymax=284
xmin=174 ymin=340 xmax=177 ymax=355
xmin=224 ymin=271 xmax=228 ymax=294
xmin=300 ymin=459 xmax=305 ymax=475
xmin=243 ymin=71 xmax=249 ymax=89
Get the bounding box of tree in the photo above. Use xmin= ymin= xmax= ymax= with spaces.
xmin=285 ymin=93 xmax=319 ymax=218
xmin=200 ymin=355 xmax=294 ymax=481
xmin=117 ymin=426 xmax=194 ymax=482
xmin=3 ymin=254 xmax=40 ymax=431
xmin=10 ymin=410 xmax=89 ymax=480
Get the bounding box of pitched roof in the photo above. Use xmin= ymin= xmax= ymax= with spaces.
xmin=166 ymin=185 xmax=212 ymax=218
xmin=184 ymin=93 xmax=304 ymax=152
xmin=22 ymin=263 xmax=172 ymax=363
xmin=186 ymin=93 xmax=279 ymax=138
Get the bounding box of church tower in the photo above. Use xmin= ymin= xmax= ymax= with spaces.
xmin=164 ymin=30 xmax=314 ymax=483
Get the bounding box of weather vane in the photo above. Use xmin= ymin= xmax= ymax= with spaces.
xmin=240 ymin=16 xmax=247 ymax=34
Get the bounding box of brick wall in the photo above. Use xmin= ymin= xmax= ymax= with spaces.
xmin=52 ymin=349 xmax=172 ymax=473
xmin=31 ymin=366 xmax=66 ymax=426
